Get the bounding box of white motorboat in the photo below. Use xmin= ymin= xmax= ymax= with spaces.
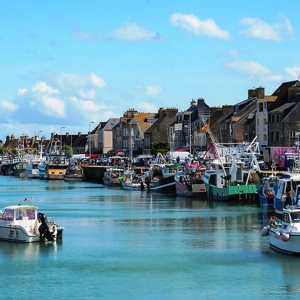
xmin=0 ymin=198 xmax=64 ymax=243
xmin=261 ymin=205 xmax=300 ymax=255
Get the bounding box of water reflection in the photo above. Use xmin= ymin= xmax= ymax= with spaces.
xmin=0 ymin=241 xmax=60 ymax=261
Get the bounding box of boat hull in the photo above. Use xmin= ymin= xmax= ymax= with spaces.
xmin=150 ymin=175 xmax=176 ymax=193
xmin=206 ymin=184 xmax=258 ymax=202
xmin=176 ymin=182 xmax=193 ymax=197
xmin=269 ymin=229 xmax=300 ymax=255
xmin=0 ymin=225 xmax=64 ymax=243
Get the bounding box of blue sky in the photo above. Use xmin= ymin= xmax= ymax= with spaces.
xmin=0 ymin=0 xmax=299 ymax=141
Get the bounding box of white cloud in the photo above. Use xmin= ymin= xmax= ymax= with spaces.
xmin=136 ymin=101 xmax=158 ymax=112
xmin=145 ymin=85 xmax=162 ymax=96
xmin=224 ymin=56 xmax=282 ymax=82
xmin=32 ymin=81 xmax=58 ymax=94
xmin=17 ymin=88 xmax=28 ymax=96
xmin=285 ymin=66 xmax=300 ymax=79
xmin=136 ymin=84 xmax=162 ymax=96
xmin=74 ymin=22 xmax=161 ymax=43
xmin=42 ymin=96 xmax=66 ymax=117
xmin=1 ymin=100 xmax=18 ymax=112
xmin=169 ymin=13 xmax=231 ymax=40
xmin=90 ymin=73 xmax=107 ymax=88
xmin=239 ymin=15 xmax=294 ymax=41
xmin=110 ymin=22 xmax=161 ymax=42
xmin=78 ymin=89 xmax=96 ymax=100
xmin=74 ymin=30 xmax=95 ymax=41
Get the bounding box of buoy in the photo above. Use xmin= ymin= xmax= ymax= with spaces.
xmin=274 ymin=231 xmax=281 ymax=239
xmin=261 ymin=226 xmax=270 ymax=236
xmin=281 ymin=233 xmax=290 ymax=242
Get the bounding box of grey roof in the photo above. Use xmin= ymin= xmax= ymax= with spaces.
xmin=102 ymin=118 xmax=120 ymax=130
xmin=270 ymin=102 xmax=296 ymax=113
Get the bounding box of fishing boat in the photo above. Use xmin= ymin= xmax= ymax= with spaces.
xmin=0 ymin=198 xmax=64 ymax=243
xmin=64 ymin=162 xmax=84 ymax=181
xmin=45 ymin=153 xmax=72 ymax=180
xmin=202 ymin=138 xmax=261 ymax=202
xmin=37 ymin=160 xmax=48 ymax=179
xmin=145 ymin=162 xmax=184 ymax=194
xmin=261 ymin=205 xmax=300 ymax=255
xmin=175 ymin=167 xmax=206 ymax=198
xmin=26 ymin=145 xmax=45 ymax=179
xmin=257 ymin=174 xmax=278 ymax=207
xmin=119 ymin=169 xmax=144 ymax=190
xmin=103 ymin=167 xmax=124 ymax=186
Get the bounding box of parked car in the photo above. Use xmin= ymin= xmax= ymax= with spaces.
xmin=96 ymin=157 xmax=111 ymax=166
xmin=132 ymin=155 xmax=153 ymax=167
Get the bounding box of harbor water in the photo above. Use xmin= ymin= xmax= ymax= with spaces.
xmin=1 ymin=176 xmax=300 ymax=300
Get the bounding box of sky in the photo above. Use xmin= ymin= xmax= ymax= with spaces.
xmin=1 ymin=0 xmax=299 ymax=141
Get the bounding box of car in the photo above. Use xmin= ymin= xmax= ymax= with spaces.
xmin=132 ymin=155 xmax=152 ymax=166
xmin=96 ymin=157 xmax=111 ymax=166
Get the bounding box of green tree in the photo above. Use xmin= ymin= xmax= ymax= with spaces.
xmin=150 ymin=142 xmax=169 ymax=155
xmin=64 ymin=145 xmax=73 ymax=155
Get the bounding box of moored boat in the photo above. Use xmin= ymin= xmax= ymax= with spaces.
xmin=261 ymin=205 xmax=300 ymax=255
xmin=145 ymin=162 xmax=183 ymax=194
xmin=202 ymin=139 xmax=261 ymax=202
xmin=103 ymin=167 xmax=124 ymax=186
xmin=0 ymin=198 xmax=64 ymax=243
xmin=64 ymin=162 xmax=84 ymax=181
xmin=119 ymin=169 xmax=144 ymax=190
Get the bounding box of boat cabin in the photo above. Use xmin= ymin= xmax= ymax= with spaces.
xmin=282 ymin=209 xmax=300 ymax=224
xmin=1 ymin=205 xmax=38 ymax=222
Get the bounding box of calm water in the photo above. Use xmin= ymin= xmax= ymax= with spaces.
xmin=1 ymin=176 xmax=300 ymax=300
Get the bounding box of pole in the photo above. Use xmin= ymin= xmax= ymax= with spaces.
xmin=189 ymin=113 xmax=192 ymax=154
xmin=60 ymin=126 xmax=65 ymax=154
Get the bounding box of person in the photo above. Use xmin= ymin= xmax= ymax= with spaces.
xmin=176 ymin=156 xmax=180 ymax=164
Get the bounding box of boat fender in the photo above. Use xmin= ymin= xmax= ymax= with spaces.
xmin=274 ymin=231 xmax=281 ymax=239
xmin=261 ymin=226 xmax=270 ymax=237
xmin=281 ymin=194 xmax=287 ymax=202
xmin=281 ymin=233 xmax=290 ymax=242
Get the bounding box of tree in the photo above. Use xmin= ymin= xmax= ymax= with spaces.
xmin=150 ymin=142 xmax=169 ymax=155
xmin=64 ymin=145 xmax=73 ymax=155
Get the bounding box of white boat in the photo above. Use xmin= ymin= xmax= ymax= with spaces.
xmin=261 ymin=205 xmax=300 ymax=255
xmin=0 ymin=198 xmax=64 ymax=243
xmin=273 ymin=172 xmax=300 ymax=214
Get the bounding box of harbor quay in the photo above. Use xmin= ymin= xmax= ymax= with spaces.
xmin=82 ymin=165 xmax=147 ymax=184
xmin=81 ymin=164 xmax=284 ymax=185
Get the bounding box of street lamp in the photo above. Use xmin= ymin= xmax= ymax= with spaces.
xmin=60 ymin=126 xmax=65 ymax=153
xmin=89 ymin=121 xmax=95 ymax=158
xmin=37 ymin=131 xmax=42 ymax=155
